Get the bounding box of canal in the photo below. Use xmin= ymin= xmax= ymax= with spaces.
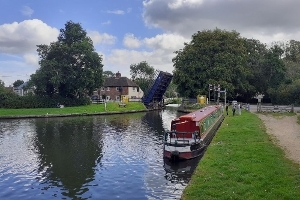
xmin=0 ymin=107 xmax=202 ymax=200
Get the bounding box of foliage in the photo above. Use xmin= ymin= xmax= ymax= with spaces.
xmin=165 ymin=81 xmax=178 ymax=98
xmin=172 ymin=29 xmax=249 ymax=98
xmin=0 ymin=79 xmax=5 ymax=87
xmin=0 ymin=93 xmax=91 ymax=109
xmin=13 ymin=80 xmax=24 ymax=88
xmin=130 ymin=61 xmax=156 ymax=93
xmin=30 ymin=21 xmax=103 ymax=99
xmin=172 ymin=29 xmax=288 ymax=103
xmin=269 ymin=78 xmax=300 ymax=105
xmin=164 ymin=98 xmax=181 ymax=104
xmin=103 ymin=70 xmax=115 ymax=78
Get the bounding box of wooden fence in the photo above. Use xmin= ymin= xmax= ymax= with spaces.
xmin=257 ymin=103 xmax=294 ymax=113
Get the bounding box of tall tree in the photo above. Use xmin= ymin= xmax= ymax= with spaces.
xmin=242 ymin=39 xmax=268 ymax=98
xmin=172 ymin=29 xmax=249 ymax=98
xmin=30 ymin=21 xmax=103 ymax=98
xmin=130 ymin=61 xmax=155 ymax=93
xmin=13 ymin=80 xmax=24 ymax=88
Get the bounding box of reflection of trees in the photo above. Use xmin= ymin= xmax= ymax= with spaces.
xmin=107 ymin=113 xmax=146 ymax=132
xmin=33 ymin=116 xmax=104 ymax=199
xmin=142 ymin=110 xmax=164 ymax=136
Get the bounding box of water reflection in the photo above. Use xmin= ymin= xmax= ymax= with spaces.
xmin=0 ymin=108 xmax=202 ymax=200
xmin=33 ymin=117 xmax=104 ymax=199
xmin=164 ymin=154 xmax=203 ymax=184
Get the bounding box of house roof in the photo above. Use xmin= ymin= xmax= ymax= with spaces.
xmin=15 ymin=82 xmax=28 ymax=90
xmin=103 ymin=77 xmax=139 ymax=87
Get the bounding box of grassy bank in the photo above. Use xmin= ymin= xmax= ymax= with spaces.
xmin=182 ymin=111 xmax=300 ymax=200
xmin=0 ymin=102 xmax=147 ymax=117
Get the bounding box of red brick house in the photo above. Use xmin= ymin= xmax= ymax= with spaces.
xmin=96 ymin=72 xmax=144 ymax=102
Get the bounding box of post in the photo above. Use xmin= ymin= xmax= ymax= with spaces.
xmin=208 ymin=84 xmax=210 ymax=104
xmin=224 ymin=89 xmax=227 ymax=106
xmin=213 ymin=85 xmax=216 ymax=103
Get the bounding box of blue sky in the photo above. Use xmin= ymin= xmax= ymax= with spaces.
xmin=1 ymin=0 xmax=300 ymax=86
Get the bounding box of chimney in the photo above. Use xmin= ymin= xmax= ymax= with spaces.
xmin=116 ymin=71 xmax=121 ymax=78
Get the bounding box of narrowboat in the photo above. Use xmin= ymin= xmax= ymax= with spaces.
xmin=163 ymin=105 xmax=224 ymax=161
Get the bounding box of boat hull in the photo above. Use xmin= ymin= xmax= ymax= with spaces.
xmin=164 ymin=146 xmax=205 ymax=160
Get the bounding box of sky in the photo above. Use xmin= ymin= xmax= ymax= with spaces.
xmin=1 ymin=0 xmax=300 ymax=86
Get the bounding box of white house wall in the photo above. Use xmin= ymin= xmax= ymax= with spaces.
xmin=128 ymin=87 xmax=144 ymax=99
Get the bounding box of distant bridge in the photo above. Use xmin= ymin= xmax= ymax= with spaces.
xmin=142 ymin=71 xmax=173 ymax=109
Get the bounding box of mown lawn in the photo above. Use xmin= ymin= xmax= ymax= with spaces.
xmin=182 ymin=110 xmax=300 ymax=200
xmin=0 ymin=102 xmax=147 ymax=117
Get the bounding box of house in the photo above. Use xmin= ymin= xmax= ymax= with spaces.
xmin=13 ymin=82 xmax=33 ymax=96
xmin=96 ymin=71 xmax=144 ymax=102
xmin=14 ymin=83 xmax=26 ymax=96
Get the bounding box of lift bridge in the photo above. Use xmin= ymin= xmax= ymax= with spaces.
xmin=141 ymin=71 xmax=173 ymax=108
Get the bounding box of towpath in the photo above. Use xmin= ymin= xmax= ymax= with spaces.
xmin=257 ymin=113 xmax=300 ymax=164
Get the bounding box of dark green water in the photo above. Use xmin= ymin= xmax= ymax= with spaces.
xmin=0 ymin=108 xmax=200 ymax=200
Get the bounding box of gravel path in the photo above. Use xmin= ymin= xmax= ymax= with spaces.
xmin=257 ymin=113 xmax=300 ymax=164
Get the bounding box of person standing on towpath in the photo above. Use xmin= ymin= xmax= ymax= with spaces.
xmin=232 ymin=105 xmax=236 ymax=116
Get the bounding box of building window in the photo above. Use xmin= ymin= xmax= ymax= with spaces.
xmin=106 ymin=87 xmax=110 ymax=91
xmin=101 ymin=87 xmax=105 ymax=91
xmin=116 ymin=96 xmax=120 ymax=101
xmin=106 ymin=96 xmax=110 ymax=101
xmin=116 ymin=87 xmax=120 ymax=91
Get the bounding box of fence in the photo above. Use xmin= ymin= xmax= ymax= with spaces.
xmin=257 ymin=103 xmax=294 ymax=113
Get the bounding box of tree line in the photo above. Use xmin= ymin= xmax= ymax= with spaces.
xmin=172 ymin=29 xmax=300 ymax=104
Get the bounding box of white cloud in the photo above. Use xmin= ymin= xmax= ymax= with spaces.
xmin=0 ymin=59 xmax=36 ymax=86
xmin=21 ymin=6 xmax=34 ymax=17
xmin=143 ymin=33 xmax=187 ymax=50
xmin=123 ymin=34 xmax=142 ymax=49
xmin=107 ymin=10 xmax=125 ymax=15
xmin=102 ymin=32 xmax=188 ymax=77
xmin=143 ymin=0 xmax=300 ymax=43
xmin=88 ymin=31 xmax=117 ymax=45
xmin=101 ymin=20 xmax=111 ymax=25
xmin=168 ymin=0 xmax=204 ymax=9
xmin=23 ymin=53 xmax=39 ymax=67
xmin=103 ymin=48 xmax=175 ymax=78
xmin=0 ymin=19 xmax=59 ymax=54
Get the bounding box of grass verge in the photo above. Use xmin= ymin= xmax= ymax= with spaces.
xmin=0 ymin=102 xmax=147 ymax=117
xmin=182 ymin=111 xmax=300 ymax=200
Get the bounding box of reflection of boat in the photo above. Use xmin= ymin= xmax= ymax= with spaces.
xmin=163 ymin=154 xmax=202 ymax=175
xmin=163 ymin=105 xmax=224 ymax=161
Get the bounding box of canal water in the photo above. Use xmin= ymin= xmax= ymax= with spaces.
xmin=0 ymin=107 xmax=202 ymax=200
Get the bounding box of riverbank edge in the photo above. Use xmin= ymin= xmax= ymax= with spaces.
xmin=0 ymin=109 xmax=149 ymax=119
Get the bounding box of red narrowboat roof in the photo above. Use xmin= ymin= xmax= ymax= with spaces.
xmin=176 ymin=105 xmax=221 ymax=122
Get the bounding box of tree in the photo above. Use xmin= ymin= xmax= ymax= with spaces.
xmin=103 ymin=71 xmax=115 ymax=78
xmin=30 ymin=21 xmax=103 ymax=98
xmin=281 ymin=40 xmax=300 ymax=81
xmin=165 ymin=81 xmax=178 ymax=98
xmin=242 ymin=39 xmax=268 ymax=99
xmin=0 ymin=79 xmax=4 ymax=87
xmin=13 ymin=80 xmax=24 ymax=88
xmin=172 ymin=29 xmax=249 ymax=98
xmin=130 ymin=61 xmax=155 ymax=93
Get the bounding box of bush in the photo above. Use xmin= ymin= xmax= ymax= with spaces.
xmin=0 ymin=90 xmax=91 ymax=109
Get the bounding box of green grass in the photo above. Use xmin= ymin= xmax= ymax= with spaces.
xmin=0 ymin=102 xmax=147 ymax=117
xmin=182 ymin=111 xmax=300 ymax=200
